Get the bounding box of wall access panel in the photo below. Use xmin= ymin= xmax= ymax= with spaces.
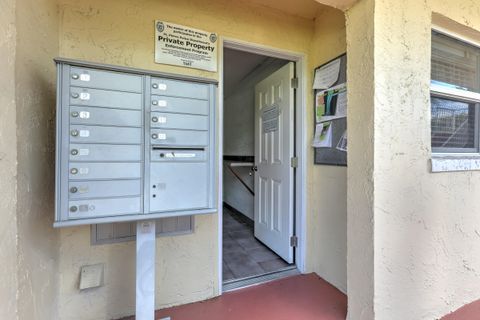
xmin=54 ymin=58 xmax=217 ymax=227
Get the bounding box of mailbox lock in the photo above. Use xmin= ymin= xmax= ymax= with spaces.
xmin=69 ymin=206 xmax=78 ymax=212
xmin=159 ymin=153 xmax=165 ymax=158
xmin=71 ymin=92 xmax=80 ymax=99
xmin=70 ymin=168 xmax=78 ymax=175
xmin=152 ymin=194 xmax=156 ymax=198
xmin=152 ymin=116 xmax=159 ymax=123
xmin=71 ymin=149 xmax=79 ymax=156
xmin=70 ymin=187 xmax=78 ymax=193
xmin=71 ymin=129 xmax=79 ymax=137
xmin=151 ymin=133 xmax=158 ymax=139
xmin=152 ymin=83 xmax=159 ymax=89
xmin=71 ymin=111 xmax=79 ymax=118
xmin=71 ymin=74 xmax=79 ymax=80
xmin=152 ymin=100 xmax=158 ymax=106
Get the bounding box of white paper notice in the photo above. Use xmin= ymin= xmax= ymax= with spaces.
xmin=155 ymin=21 xmax=218 ymax=72
xmin=336 ymin=130 xmax=348 ymax=152
xmin=335 ymin=91 xmax=347 ymax=117
xmin=313 ymin=58 xmax=341 ymax=89
xmin=312 ymin=122 xmax=333 ymax=148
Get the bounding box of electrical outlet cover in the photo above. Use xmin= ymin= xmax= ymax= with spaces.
xmin=79 ymin=263 xmax=104 ymax=290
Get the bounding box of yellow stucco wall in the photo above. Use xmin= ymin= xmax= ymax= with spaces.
xmin=0 ymin=0 xmax=19 ymax=318
xmin=56 ymin=0 xmax=347 ymax=319
xmin=15 ymin=0 xmax=60 ymax=318
xmin=306 ymin=6 xmax=347 ymax=293
xmin=346 ymin=0 xmax=480 ymax=319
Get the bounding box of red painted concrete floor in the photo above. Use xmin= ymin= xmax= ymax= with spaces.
xmin=441 ymin=299 xmax=480 ymax=320
xmin=119 ymin=273 xmax=347 ymax=320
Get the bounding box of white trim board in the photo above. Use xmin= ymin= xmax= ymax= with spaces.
xmin=218 ymin=37 xmax=307 ymax=294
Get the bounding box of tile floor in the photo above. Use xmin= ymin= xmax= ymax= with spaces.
xmin=222 ymin=205 xmax=291 ymax=281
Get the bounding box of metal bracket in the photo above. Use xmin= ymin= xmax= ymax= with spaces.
xmin=291 ymin=77 xmax=298 ymax=89
xmin=290 ymin=157 xmax=298 ymax=168
xmin=290 ymin=235 xmax=298 ymax=247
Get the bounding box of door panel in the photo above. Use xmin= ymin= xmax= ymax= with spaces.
xmin=254 ymin=62 xmax=295 ymax=263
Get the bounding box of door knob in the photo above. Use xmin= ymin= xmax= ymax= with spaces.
xmin=252 ymin=166 xmax=258 ymax=172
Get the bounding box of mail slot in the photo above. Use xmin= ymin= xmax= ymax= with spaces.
xmin=151 ymin=148 xmax=207 ymax=162
xmin=69 ymin=87 xmax=142 ymax=110
xmin=150 ymin=96 xmax=209 ymax=115
xmin=151 ymin=78 xmax=209 ymax=99
xmin=69 ymin=106 xmax=142 ymax=127
xmin=150 ymin=112 xmax=208 ymax=130
xmin=70 ymin=67 xmax=142 ymax=92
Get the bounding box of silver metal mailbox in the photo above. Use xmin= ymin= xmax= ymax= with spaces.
xmin=55 ymin=58 xmax=217 ymax=227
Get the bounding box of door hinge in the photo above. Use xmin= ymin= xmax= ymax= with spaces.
xmin=290 ymin=235 xmax=298 ymax=247
xmin=291 ymin=77 xmax=298 ymax=89
xmin=290 ymin=156 xmax=298 ymax=168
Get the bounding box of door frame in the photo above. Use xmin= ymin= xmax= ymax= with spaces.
xmin=218 ymin=37 xmax=307 ymax=293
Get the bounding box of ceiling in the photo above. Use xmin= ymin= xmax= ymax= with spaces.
xmin=242 ymin=0 xmax=358 ymax=19
xmin=223 ymin=48 xmax=270 ymax=97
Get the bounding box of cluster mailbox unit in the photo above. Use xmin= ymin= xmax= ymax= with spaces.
xmin=54 ymin=58 xmax=217 ymax=227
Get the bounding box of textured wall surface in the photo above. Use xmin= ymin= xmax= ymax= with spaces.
xmin=345 ymin=0 xmax=375 ymax=318
xmin=345 ymin=0 xmax=480 ymax=319
xmin=374 ymin=0 xmax=480 ymax=319
xmin=56 ymin=0 xmax=317 ymax=318
xmin=15 ymin=0 xmax=60 ymax=319
xmin=306 ymin=6 xmax=348 ymax=293
xmin=0 ymin=0 xmax=19 ymax=319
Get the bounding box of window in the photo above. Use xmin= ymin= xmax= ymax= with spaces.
xmin=91 ymin=216 xmax=194 ymax=245
xmin=431 ymin=31 xmax=480 ymax=153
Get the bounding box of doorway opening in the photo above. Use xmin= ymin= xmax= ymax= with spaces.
xmin=221 ymin=44 xmax=302 ymax=290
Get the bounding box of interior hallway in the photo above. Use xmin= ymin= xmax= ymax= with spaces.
xmin=223 ymin=205 xmax=291 ymax=281
xmin=118 ymin=273 xmax=347 ymax=320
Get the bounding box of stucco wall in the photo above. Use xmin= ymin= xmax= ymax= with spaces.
xmin=56 ymin=0 xmax=319 ymax=318
xmin=345 ymin=0 xmax=375 ymax=318
xmin=305 ymin=6 xmax=348 ymax=293
xmin=346 ymin=0 xmax=480 ymax=319
xmin=14 ymin=0 xmax=60 ymax=319
xmin=0 ymin=0 xmax=19 ymax=319
xmin=375 ymin=0 xmax=480 ymax=319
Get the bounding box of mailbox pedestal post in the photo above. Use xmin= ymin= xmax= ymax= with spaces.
xmin=136 ymin=220 xmax=156 ymax=320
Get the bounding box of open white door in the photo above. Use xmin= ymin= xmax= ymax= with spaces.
xmin=254 ymin=62 xmax=295 ymax=264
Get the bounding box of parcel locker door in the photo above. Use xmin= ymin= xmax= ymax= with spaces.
xmin=149 ymin=162 xmax=208 ymax=212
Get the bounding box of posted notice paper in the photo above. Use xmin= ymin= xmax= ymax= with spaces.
xmin=313 ymin=58 xmax=341 ymax=89
xmin=155 ymin=21 xmax=218 ymax=72
xmin=312 ymin=122 xmax=333 ymax=148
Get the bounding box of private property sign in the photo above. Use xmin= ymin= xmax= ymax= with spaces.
xmin=154 ymin=21 xmax=218 ymax=72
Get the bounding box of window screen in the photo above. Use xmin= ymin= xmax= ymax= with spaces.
xmin=91 ymin=216 xmax=194 ymax=245
xmin=431 ymin=31 xmax=480 ymax=153
xmin=432 ymin=31 xmax=480 ymax=93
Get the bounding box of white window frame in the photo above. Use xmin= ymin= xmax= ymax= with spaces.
xmin=431 ymin=28 xmax=480 ymax=172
